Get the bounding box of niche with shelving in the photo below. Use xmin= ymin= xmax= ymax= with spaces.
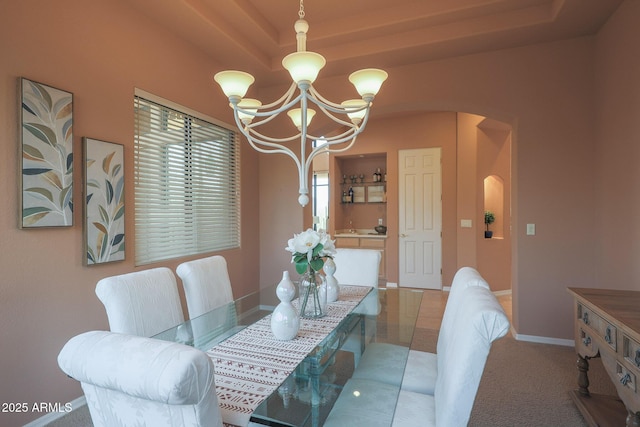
xmin=334 ymin=153 xmax=388 ymax=232
xmin=483 ymin=174 xmax=504 ymax=238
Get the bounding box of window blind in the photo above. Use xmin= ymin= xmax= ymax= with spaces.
xmin=134 ymin=93 xmax=240 ymax=265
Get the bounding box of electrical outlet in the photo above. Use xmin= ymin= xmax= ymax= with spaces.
xmin=526 ymin=224 xmax=536 ymax=235
xmin=378 ymin=218 xmax=383 ymax=225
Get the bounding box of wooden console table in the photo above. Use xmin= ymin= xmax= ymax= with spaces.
xmin=568 ymin=288 xmax=640 ymax=427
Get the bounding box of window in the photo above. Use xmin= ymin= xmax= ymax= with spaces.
xmin=134 ymin=90 xmax=240 ymax=265
xmin=311 ymin=138 xmax=329 ymax=231
xmin=312 ymin=172 xmax=329 ymax=231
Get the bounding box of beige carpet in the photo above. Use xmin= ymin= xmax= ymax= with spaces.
xmin=475 ymin=337 xmax=616 ymax=427
xmin=410 ymin=327 xmax=617 ymax=427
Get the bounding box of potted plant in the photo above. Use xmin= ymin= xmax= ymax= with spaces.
xmin=484 ymin=211 xmax=495 ymax=238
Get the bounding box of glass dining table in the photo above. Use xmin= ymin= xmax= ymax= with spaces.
xmin=152 ymin=283 xmax=423 ymax=427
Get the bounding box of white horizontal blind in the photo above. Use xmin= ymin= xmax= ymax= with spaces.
xmin=134 ymin=94 xmax=240 ymax=265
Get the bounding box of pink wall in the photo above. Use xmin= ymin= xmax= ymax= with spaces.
xmin=456 ymin=114 xmax=483 ymax=268
xmin=594 ymin=0 xmax=640 ymax=289
xmin=0 ymin=1 xmax=260 ymax=425
xmin=476 ymin=123 xmax=512 ymax=292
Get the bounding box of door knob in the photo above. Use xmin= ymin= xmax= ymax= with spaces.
xmin=399 ymin=233 xmax=408 ymax=238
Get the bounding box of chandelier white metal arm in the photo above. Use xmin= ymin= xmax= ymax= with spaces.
xmin=214 ymin=0 xmax=387 ymax=206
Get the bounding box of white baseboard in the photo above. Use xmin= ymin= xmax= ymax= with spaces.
xmin=441 ymin=287 xmax=511 ymax=296
xmin=385 ymin=282 xmax=398 ymax=288
xmin=513 ymin=329 xmax=575 ymax=347
xmin=23 ymin=396 xmax=86 ymax=427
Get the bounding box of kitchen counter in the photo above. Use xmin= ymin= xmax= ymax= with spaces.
xmin=334 ymin=229 xmax=387 ymax=239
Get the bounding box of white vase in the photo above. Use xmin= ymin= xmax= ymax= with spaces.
xmin=271 ymin=271 xmax=300 ymax=340
xmin=324 ymin=258 xmax=339 ymax=303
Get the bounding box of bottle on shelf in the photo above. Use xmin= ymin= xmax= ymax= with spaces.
xmin=376 ymin=167 xmax=382 ymax=182
xmin=348 ymin=186 xmax=354 ymax=203
xmin=342 ymin=190 xmax=348 ymax=203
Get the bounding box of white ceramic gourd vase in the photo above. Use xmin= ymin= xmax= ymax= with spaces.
xmin=324 ymin=257 xmax=339 ymax=303
xmin=271 ymin=271 xmax=300 ymax=340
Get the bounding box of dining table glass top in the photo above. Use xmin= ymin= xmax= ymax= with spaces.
xmin=152 ymin=283 xmax=423 ymax=427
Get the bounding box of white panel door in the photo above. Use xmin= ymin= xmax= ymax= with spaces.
xmin=399 ymin=148 xmax=442 ymax=289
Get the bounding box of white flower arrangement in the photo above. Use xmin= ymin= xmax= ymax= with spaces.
xmin=285 ymin=228 xmax=336 ymax=317
xmin=285 ymin=228 xmax=336 ymax=274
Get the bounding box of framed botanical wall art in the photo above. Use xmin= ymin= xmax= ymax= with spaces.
xmin=20 ymin=78 xmax=73 ymax=228
xmin=83 ymin=137 xmax=125 ymax=265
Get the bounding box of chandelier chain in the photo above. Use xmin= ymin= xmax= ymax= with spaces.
xmin=299 ymin=0 xmax=305 ymax=19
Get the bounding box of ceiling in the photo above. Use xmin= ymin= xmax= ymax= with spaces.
xmin=127 ymin=0 xmax=621 ymax=89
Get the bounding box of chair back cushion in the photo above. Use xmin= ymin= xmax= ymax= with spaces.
xmin=437 ymin=267 xmax=490 ymax=356
xmin=434 ymin=286 xmax=509 ymax=426
xmin=58 ymin=331 xmax=222 ymax=427
xmin=332 ymin=248 xmax=381 ymax=287
xmin=176 ymin=255 xmax=234 ymax=319
xmin=95 ymin=267 xmax=184 ymax=337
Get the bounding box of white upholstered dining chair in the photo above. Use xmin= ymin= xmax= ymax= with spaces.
xmin=176 ymin=255 xmax=234 ymax=319
xmin=58 ymin=330 xmax=223 ymax=427
xmin=351 ymin=266 xmax=491 ymax=394
xmin=324 ymin=284 xmax=510 ymax=427
xmin=95 ymin=267 xmax=184 ymax=337
xmin=332 ymin=248 xmax=381 ymax=288
xmin=331 ymin=248 xmax=382 ymax=366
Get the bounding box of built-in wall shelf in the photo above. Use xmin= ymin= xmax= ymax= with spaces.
xmin=340 ymin=182 xmax=386 ymax=204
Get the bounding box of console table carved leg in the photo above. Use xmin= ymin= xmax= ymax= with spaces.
xmin=577 ymin=354 xmax=591 ymax=396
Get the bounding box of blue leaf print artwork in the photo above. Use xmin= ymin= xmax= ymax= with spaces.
xmin=21 ymin=78 xmax=73 ymax=227
xmin=84 ymin=138 xmax=125 ymax=265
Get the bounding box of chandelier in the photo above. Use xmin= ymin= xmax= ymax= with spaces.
xmin=213 ymin=0 xmax=387 ymax=207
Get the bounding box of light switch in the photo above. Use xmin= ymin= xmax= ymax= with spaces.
xmin=461 ymin=219 xmax=472 ymax=228
xmin=526 ymin=223 xmax=536 ymax=235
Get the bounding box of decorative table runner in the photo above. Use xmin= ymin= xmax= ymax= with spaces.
xmin=206 ymin=285 xmax=372 ymax=427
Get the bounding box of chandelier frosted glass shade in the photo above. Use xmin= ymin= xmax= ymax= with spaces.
xmin=287 ymin=108 xmax=316 ymax=129
xmin=340 ymin=100 xmax=368 ymax=124
xmin=349 ymin=69 xmax=389 ymax=100
xmin=213 ymin=71 xmax=255 ymax=99
xmin=212 ymin=1 xmax=387 ymax=207
xmin=236 ymin=98 xmax=262 ymax=124
xmin=282 ymin=52 xmax=326 ymax=84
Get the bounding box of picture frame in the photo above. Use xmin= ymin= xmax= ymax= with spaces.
xmin=367 ymin=185 xmax=385 ymax=203
xmin=19 ymin=78 xmax=73 ymax=228
xmin=83 ymin=137 xmax=125 ymax=265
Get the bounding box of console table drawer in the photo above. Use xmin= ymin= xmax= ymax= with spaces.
xmin=616 ymin=361 xmax=637 ymax=393
xmin=624 ymin=335 xmax=640 ymax=372
xmin=577 ymin=303 xmax=617 ymax=351
xmin=578 ymin=327 xmax=595 ymax=352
